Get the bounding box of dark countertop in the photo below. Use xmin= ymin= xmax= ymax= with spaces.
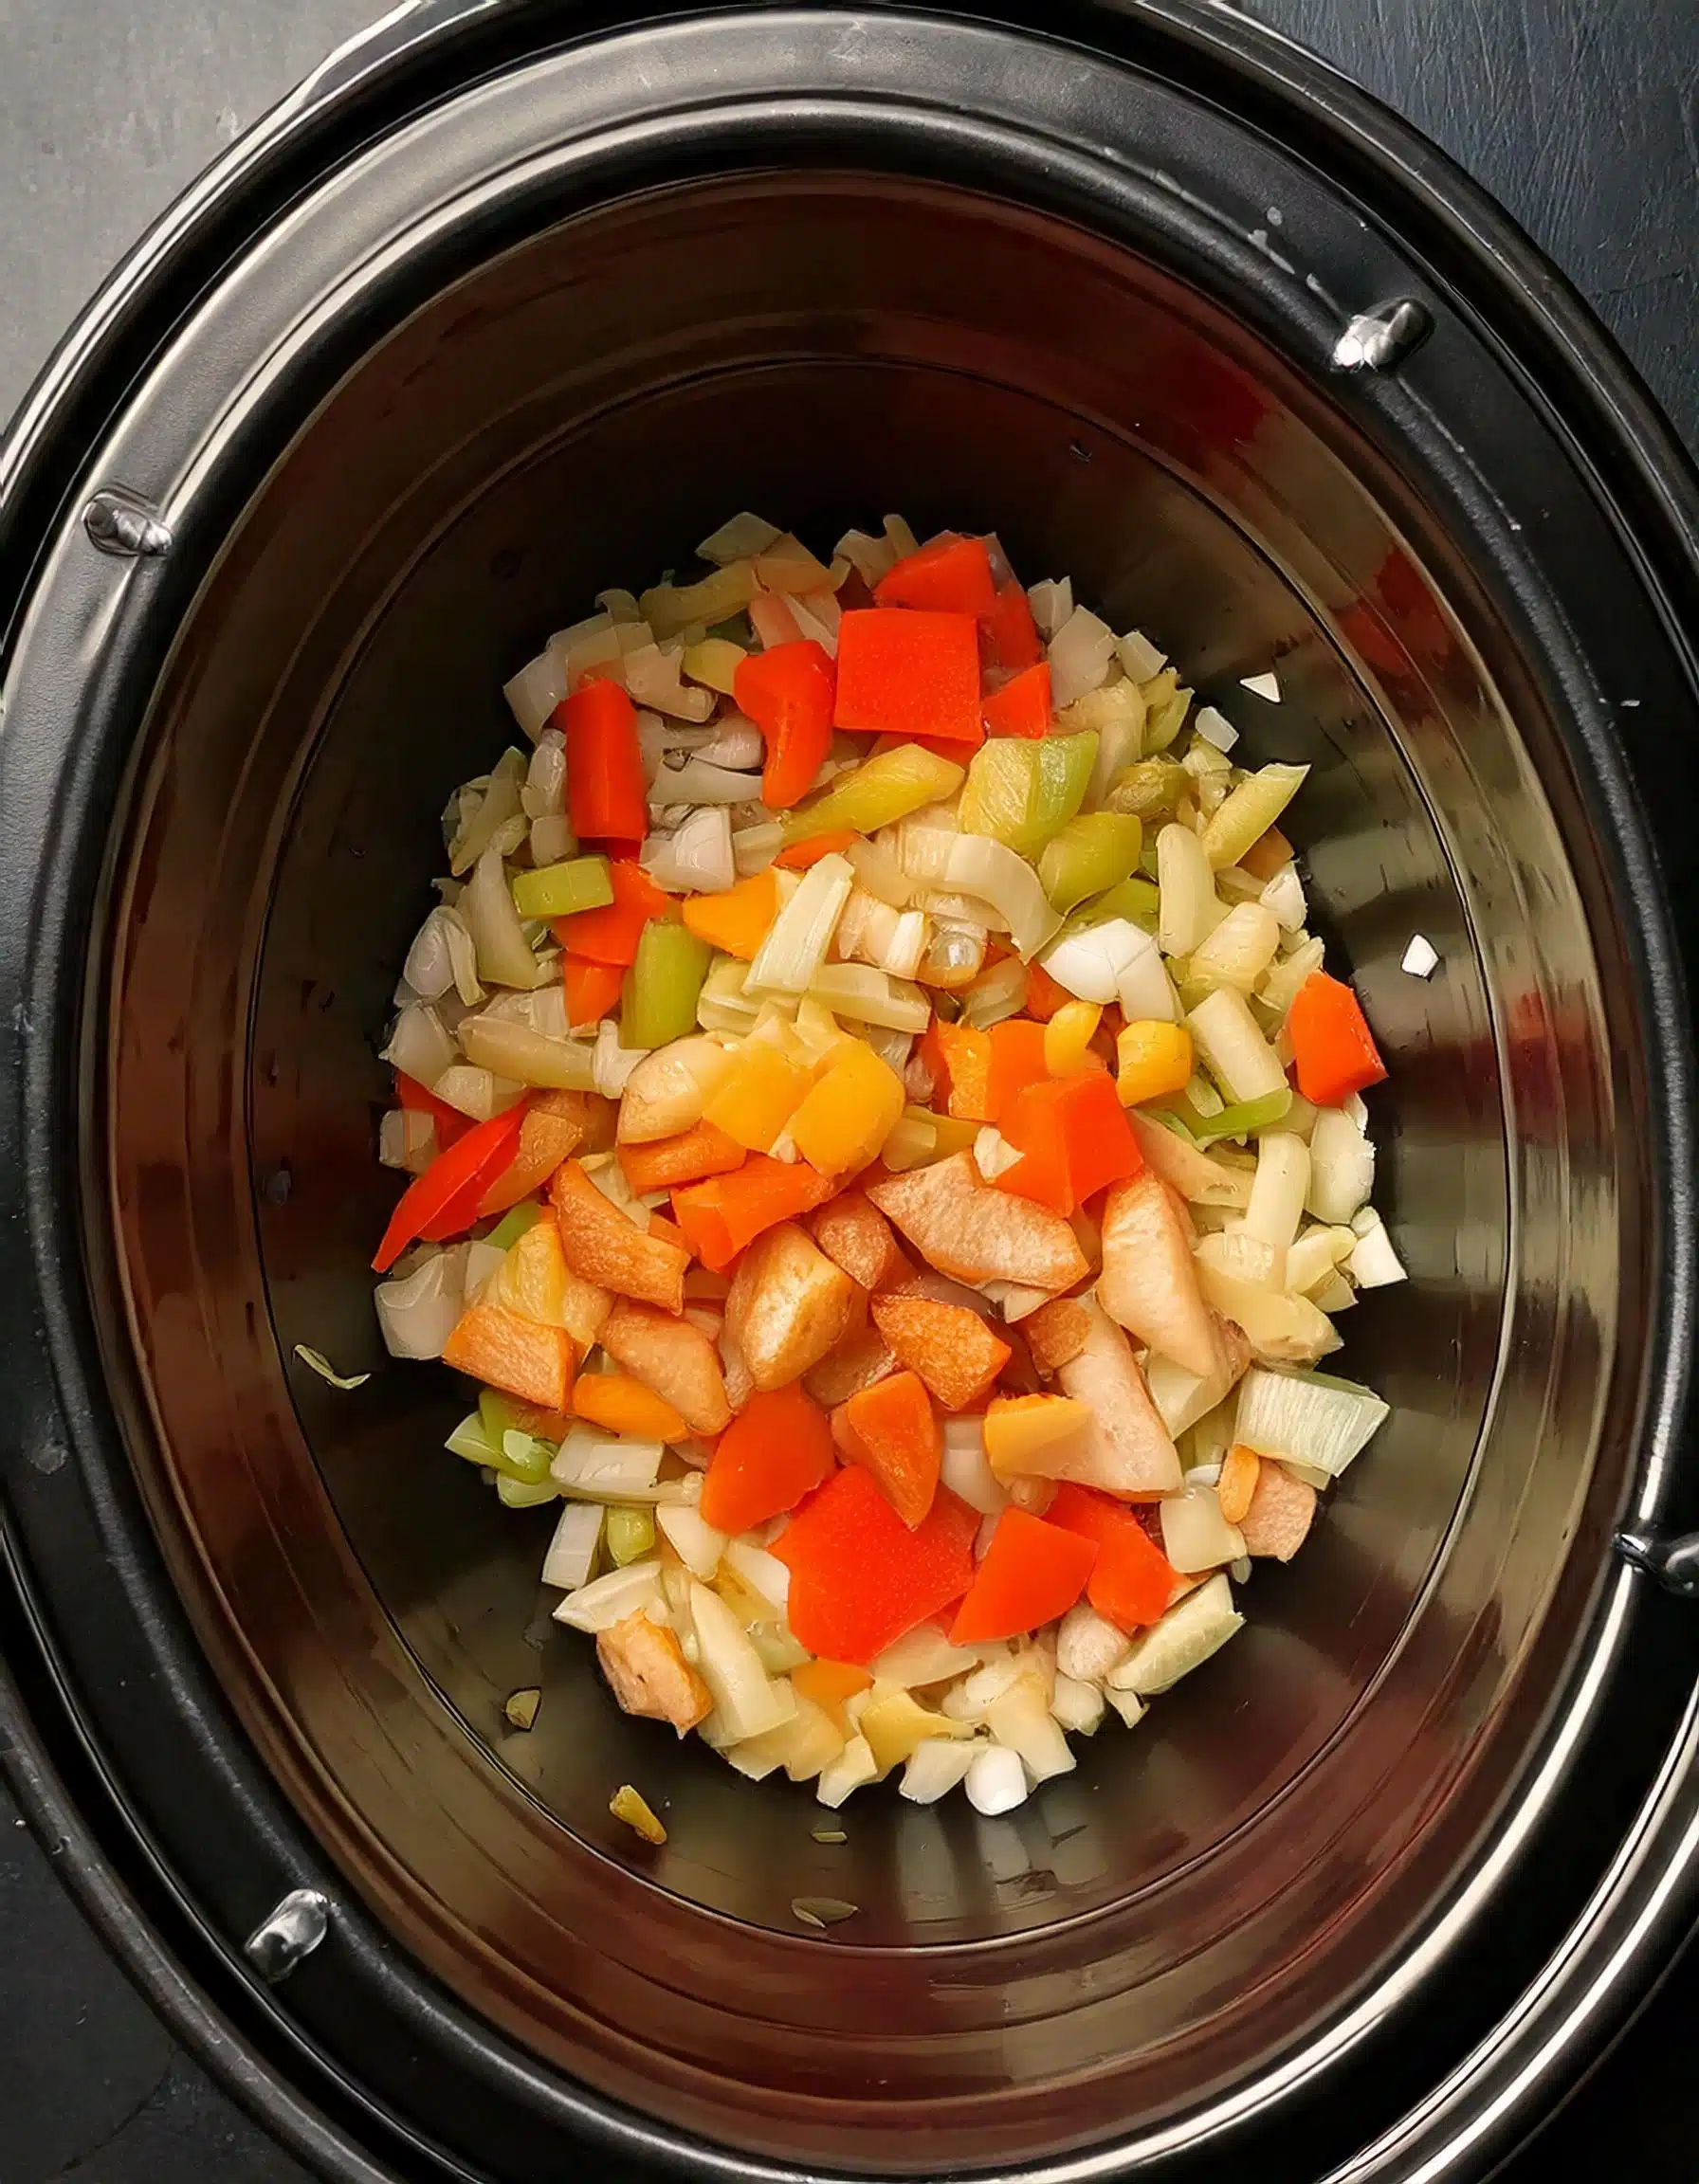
xmin=1 ymin=3 xmax=1694 ymax=2178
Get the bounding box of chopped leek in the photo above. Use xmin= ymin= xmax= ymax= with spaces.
xmin=928 ymin=833 xmax=1060 ymax=958
xmin=497 ymin=1474 xmax=559 ymax=1508
xmin=484 ymin=1200 xmax=544 ymax=1250
xmin=1233 ymin=1364 xmax=1390 ymax=1477
xmin=1185 ymin=901 xmax=1281 ymax=993
xmin=622 ymin=921 xmax=712 ymax=1048
xmin=606 ymin=1506 xmax=658 ymax=1565
xmin=748 ymin=852 xmax=854 ymax=994
xmin=781 ymin=743 xmax=965 ymax=844
xmin=1187 ymin=987 xmax=1288 ymax=1103
xmin=510 ymin=853 xmax=612 ymax=921
xmin=960 ymin=731 xmax=1095 ymax=859
xmin=806 ymin=963 xmax=932 ymax=1031
xmin=1163 ymin=1084 xmax=1293 ymax=1147
xmin=1200 ymin=762 xmax=1309 ymax=870
xmin=1082 ymin=874 xmax=1160 ymax=929
xmin=1140 ymin=667 xmax=1193 ymax=753
xmin=466 ymin=842 xmax=545 ymax=990
xmin=1039 ymin=811 xmax=1142 ymax=913
xmin=1106 ymin=756 xmax=1189 ymax=822
xmin=1157 ymin=822 xmax=1222 ymax=957
xmin=541 ymin=1502 xmax=604 ymax=1590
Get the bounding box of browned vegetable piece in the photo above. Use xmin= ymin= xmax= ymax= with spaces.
xmin=1050 ymin=1299 xmax=1182 ymax=1497
xmin=595 ymin=1611 xmax=712 ymax=1734
xmin=549 ymin=1158 xmax=688 ymax=1314
xmin=441 ymin=1303 xmax=574 ymax=1412
xmin=480 ymin=1090 xmax=613 ymax=1216
xmin=600 ymin=1300 xmax=732 ymax=1434
xmin=811 ymin=1189 xmax=910 ymax=1292
xmin=867 ymin=1153 xmax=1087 ymax=1292
xmin=1022 ymin=1296 xmax=1092 ymax=1375
xmin=1098 ymin=1171 xmax=1219 ymax=1379
xmin=724 ymin=1222 xmax=857 ymax=1392
xmin=1237 ymin=1460 xmax=1317 ymax=1561
xmin=1217 ymin=1442 xmax=1261 ymax=1526
xmin=803 ymin=1320 xmax=896 ymax=1409
xmin=869 ymin=1294 xmax=1009 ymax=1411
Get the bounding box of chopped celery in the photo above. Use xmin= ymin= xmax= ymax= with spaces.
xmin=497 ymin=1474 xmax=559 ymax=1508
xmin=960 ymin=731 xmax=1096 ymax=860
xmin=906 ymin=1107 xmax=979 ymax=1159
xmin=622 ymin=921 xmax=712 ymax=1049
xmin=607 ymin=1506 xmax=658 ymax=1564
xmin=476 ymin=1391 xmax=557 ymax=1483
xmin=1106 ymin=756 xmax=1189 ymax=823
xmin=510 ymin=854 xmax=612 ymax=920
xmin=1160 ymin=1085 xmax=1293 ymax=1148
xmin=1141 ymin=668 xmax=1193 ymax=753
xmin=1087 ymin=875 xmax=1161 ymax=928
xmin=446 ymin=1410 xmax=498 ymax=1466
xmin=484 ymin=1200 xmax=544 ymax=1250
xmin=781 ymin=742 xmax=966 ymax=844
xmin=1199 ymin=762 xmax=1310 ymax=871
xmin=1038 ymin=812 xmax=1142 ymax=913
xmin=500 ymin=1429 xmax=557 ymax=1485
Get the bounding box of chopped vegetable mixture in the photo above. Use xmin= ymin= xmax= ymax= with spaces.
xmin=371 ymin=513 xmax=1402 ymax=1815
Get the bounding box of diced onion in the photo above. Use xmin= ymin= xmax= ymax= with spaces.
xmin=375 ymin=1245 xmax=468 ymax=1358
xmin=652 ymin=757 xmax=764 ymax=808
xmin=965 ymin=1744 xmax=1030 ymax=1815
xmin=541 ymin=1502 xmax=604 ymax=1591
xmin=1116 ymin=628 xmax=1166 ymax=681
xmin=553 ymin=1559 xmax=667 ymax=1631
xmin=1158 ymin=823 xmax=1223 ymax=957
xmin=1028 ymin=576 xmax=1074 ymax=638
xmin=1048 ymin=605 xmax=1117 ymax=710
xmin=749 ymin=853 xmax=854 ymax=993
xmin=900 ymin=1738 xmax=979 ymax=1804
xmin=643 ymin=805 xmax=736 ymax=894
xmin=383 ymin=1001 xmax=458 ymax=1088
xmin=1193 ymin=704 xmax=1239 ymax=753
xmin=1306 ymin=1105 xmax=1377 ymax=1224
xmin=1040 ymin=918 xmax=1149 ymax=1005
xmin=1346 ymin=1210 xmax=1407 ymax=1287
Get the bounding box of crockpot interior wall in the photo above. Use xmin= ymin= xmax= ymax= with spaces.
xmin=105 ymin=172 xmax=1612 ymax=2163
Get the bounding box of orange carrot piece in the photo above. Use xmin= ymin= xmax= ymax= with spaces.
xmin=562 ymin=956 xmax=627 ymax=1028
xmin=873 ymin=534 xmax=997 ymax=618
xmin=842 ymin=1370 xmax=941 ymax=1528
xmin=982 ymin=660 xmax=1053 ymax=739
xmin=700 ymin=1382 xmax=835 ymax=1536
xmin=773 ymin=828 xmax=858 ymax=870
xmin=617 ymin=1120 xmax=747 ymax=1194
xmin=1046 ymin=1483 xmax=1177 ymax=1630
xmin=442 ymin=1303 xmax=575 ymax=1413
xmin=986 ymin=1017 xmax=1050 ymax=1120
xmin=554 ymin=860 xmax=670 ymax=969
xmin=557 ymin=680 xmax=648 ymax=846
xmin=947 ymin=1507 xmax=1097 ymax=1644
xmin=1239 ymin=824 xmax=1293 ymax=883
xmin=572 ymin=1373 xmax=688 ymax=1444
xmin=1288 ymin=970 xmax=1388 ymax=1107
xmin=680 ymin=869 xmax=779 ymax=961
xmin=773 ymin=1468 xmax=977 ymax=1665
xmin=671 ymin=1155 xmax=836 ymax=1274
xmin=833 ymin=610 xmax=983 ymax=746
xmin=870 ymin=1294 xmax=1011 ymax=1412
xmin=792 ymin=1658 xmax=873 ymax=1735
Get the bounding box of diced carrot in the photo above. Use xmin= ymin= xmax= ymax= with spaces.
xmin=572 ymin=1372 xmax=688 ymax=1444
xmin=986 ymin=1017 xmax=1050 ymax=1120
xmin=1023 ymin=959 xmax=1069 ymax=1021
xmin=917 ymin=1017 xmax=993 ymax=1121
xmin=1238 ymin=824 xmax=1293 ymax=883
xmin=1288 ymin=970 xmax=1388 ymax=1106
xmin=1046 ymin=1483 xmax=1177 ymax=1630
xmin=773 ymin=828 xmax=858 ymax=870
xmin=985 ymin=579 xmax=1042 ymax=677
xmin=670 ymin=1155 xmax=836 ymax=1273
xmin=792 ymin=1658 xmax=873 ymax=1736
xmin=617 ymin=1119 xmax=746 ymax=1193
xmin=700 ymin=1382 xmax=835 ymax=1536
xmin=647 ymin=1211 xmax=687 ymax=1251
xmin=548 ymin=1158 xmax=688 ymax=1312
xmin=557 ymin=680 xmax=648 ymax=846
xmin=554 ymin=860 xmax=670 ymax=969
xmin=874 ymin=534 xmax=997 ymax=618
xmin=441 ymin=1303 xmax=574 ymax=1413
xmin=982 ymin=660 xmax=1052 ymax=739
xmin=680 ymin=869 xmax=779 ymax=961
xmin=842 ymin=1370 xmax=941 ymax=1527
xmin=394 ymin=1071 xmax=469 ymax=1147
xmin=734 ymin=639 xmax=836 ymax=810
xmin=773 ymin=1467 xmax=977 ymax=1665
xmin=996 ymin=1070 xmax=1142 ymax=1215
xmin=562 ymin=956 xmax=626 ymax=1028
xmin=373 ymin=1100 xmax=530 ymax=1271
xmin=870 ymin=1295 xmax=1010 ymax=1412
xmin=947 ymin=1507 xmax=1097 ymax=1644
xmin=833 ymin=610 xmax=983 ymax=745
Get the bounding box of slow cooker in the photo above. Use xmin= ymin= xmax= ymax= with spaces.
xmin=3 ymin=4 xmax=1698 ymax=2179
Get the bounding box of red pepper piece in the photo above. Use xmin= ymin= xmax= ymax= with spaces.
xmin=561 ymin=956 xmax=626 ymax=1027
xmin=700 ymin=1382 xmax=836 ymax=1536
xmin=372 ymin=1099 xmax=529 ymax=1271
xmin=982 ymin=660 xmax=1053 ymax=739
xmin=874 ymin=534 xmax=998 ymax=618
xmin=833 ymin=610 xmax=982 ymax=745
xmin=554 ymin=860 xmax=670 ymax=968
xmin=996 ymin=1069 xmax=1141 ymax=1214
xmin=773 ymin=1466 xmax=978 ymax=1665
xmin=947 ymin=1506 xmax=1097 ymax=1644
xmin=1046 ymin=1483 xmax=1178 ymax=1629
xmin=985 ymin=579 xmax=1043 ymax=677
xmin=395 ymin=1071 xmax=469 ymax=1148
xmin=734 ymin=639 xmax=836 ymax=810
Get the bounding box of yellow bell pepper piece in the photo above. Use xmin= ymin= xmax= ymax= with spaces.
xmin=786 ymin=1037 xmax=905 ymax=1174
xmin=703 ymin=1042 xmax=814 ymax=1153
xmin=1043 ymin=999 xmax=1102 ymax=1077
xmin=1116 ymin=1018 xmax=1194 ymax=1106
xmin=681 ymin=636 xmax=747 ymax=696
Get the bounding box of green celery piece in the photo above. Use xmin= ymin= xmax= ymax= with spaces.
xmin=1039 ymin=812 xmax=1143 ymax=913
xmin=499 ymin=1429 xmax=557 ymax=1484
xmin=1189 ymin=1086 xmax=1293 ymax=1147
xmin=960 ymin=732 xmax=1096 ymax=860
xmin=478 ymin=1388 xmax=525 ymax=1445
xmin=497 ymin=1474 xmax=559 ymax=1508
xmin=446 ymin=1411 xmax=498 ymax=1466
xmin=484 ymin=1200 xmax=543 ymax=1251
xmin=1089 ymin=874 xmax=1161 ymax=927
xmin=704 ymin=614 xmax=753 ymax=646
xmin=780 ymin=742 xmax=967 ymax=844
xmin=606 ymin=1506 xmax=657 ymax=1564
xmin=622 ymin=920 xmax=712 ymax=1048
xmin=1026 ymin=732 xmax=1097 ymax=855
xmin=511 ymin=853 xmax=613 ymax=921
xmin=1107 ymin=757 xmax=1189 ymax=823
xmin=1141 ymin=669 xmax=1193 ymax=753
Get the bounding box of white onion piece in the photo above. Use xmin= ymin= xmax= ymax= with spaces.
xmin=1160 ymin=1481 xmax=1247 ymax=1573
xmin=900 ymin=1738 xmax=978 ymax=1804
xmin=379 ymin=1108 xmax=436 ymax=1174
xmin=1028 ymin=576 xmax=1073 ymax=638
xmin=375 ymin=1245 xmax=468 ymax=1359
xmin=965 ymin=1744 xmax=1030 ymax=1815
xmin=503 ymin=650 xmax=568 ymax=740
xmin=1306 ymin=1106 xmax=1377 ymax=1224
xmin=654 ymin=756 xmax=765 ymax=807
xmin=1261 ymin=863 xmax=1307 ymax=933
xmin=644 ymin=805 xmax=736 ymax=894
xmin=593 ymin=1020 xmax=649 ymax=1098
xmin=466 ymin=844 xmax=544 ymax=990
xmin=541 ymin=1502 xmax=604 ymax=1591
xmin=1115 ymin=926 xmax=1180 ymax=1023
xmin=1048 ymin=605 xmax=1118 ymax=709
xmin=1117 ymin=628 xmax=1167 ymax=681
xmin=382 ymin=1001 xmax=458 ymax=1088
xmin=553 ymin=1559 xmax=667 ymax=1632
xmin=1041 ymin=918 xmax=1149 ymax=1004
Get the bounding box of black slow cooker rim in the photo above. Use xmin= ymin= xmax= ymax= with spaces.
xmin=1 ymin=7 xmax=1697 ymax=2184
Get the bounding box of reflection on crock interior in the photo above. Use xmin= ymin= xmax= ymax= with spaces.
xmin=363 ymin=511 xmax=1406 ymax=1849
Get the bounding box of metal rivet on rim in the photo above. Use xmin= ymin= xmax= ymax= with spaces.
xmin=82 ymin=488 xmax=173 ymax=559
xmin=1331 ymin=298 xmax=1433 ymax=373
xmin=243 ymin=1887 xmax=331 ymax=1982
xmin=1615 ymin=1529 xmax=1699 ymax=1597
